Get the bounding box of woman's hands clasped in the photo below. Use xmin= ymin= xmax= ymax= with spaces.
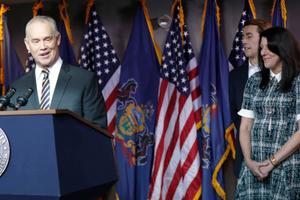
xmin=246 ymin=159 xmax=275 ymax=180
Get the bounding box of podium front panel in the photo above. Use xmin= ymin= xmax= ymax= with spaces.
xmin=53 ymin=114 xmax=117 ymax=195
xmin=0 ymin=111 xmax=117 ymax=200
xmin=0 ymin=115 xmax=60 ymax=198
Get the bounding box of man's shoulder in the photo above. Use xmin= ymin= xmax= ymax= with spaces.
xmin=11 ymin=70 xmax=34 ymax=87
xmin=229 ymin=64 xmax=248 ymax=80
xmin=230 ymin=63 xmax=248 ymax=74
xmin=62 ymin=63 xmax=95 ymax=78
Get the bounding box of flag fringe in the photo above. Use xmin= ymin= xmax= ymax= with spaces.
xmin=140 ymin=0 xmax=162 ymax=65
xmin=280 ymin=0 xmax=287 ymax=27
xmin=32 ymin=0 xmax=43 ymax=17
xmin=59 ymin=0 xmax=74 ymax=43
xmin=170 ymin=0 xmax=185 ymax=31
xmin=196 ymin=121 xmax=201 ymax=130
xmin=202 ymin=0 xmax=220 ymax=37
xmin=212 ymin=124 xmax=235 ymax=200
xmin=85 ymin=0 xmax=94 ymax=24
xmin=226 ymin=123 xmax=236 ymax=159
xmin=193 ymin=186 xmax=202 ymax=200
xmin=212 ymin=145 xmax=230 ymax=200
xmin=170 ymin=0 xmax=177 ymax=17
xmin=201 ymin=0 xmax=208 ymax=37
xmin=0 ymin=4 xmax=8 ymax=95
xmin=271 ymin=0 xmax=287 ymax=27
xmin=215 ymin=0 xmax=220 ymax=29
xmin=248 ymin=0 xmax=257 ymax=18
xmin=171 ymin=0 xmax=185 ymax=57
xmin=179 ymin=0 xmax=184 ymax=37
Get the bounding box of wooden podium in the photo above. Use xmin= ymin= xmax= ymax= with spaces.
xmin=0 ymin=110 xmax=118 ymax=200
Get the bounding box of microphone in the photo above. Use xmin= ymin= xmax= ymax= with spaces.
xmin=0 ymin=88 xmax=16 ymax=110
xmin=15 ymin=88 xmax=33 ymax=110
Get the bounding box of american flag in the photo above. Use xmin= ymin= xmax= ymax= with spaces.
xmin=25 ymin=53 xmax=35 ymax=73
xmin=183 ymin=25 xmax=202 ymax=133
xmin=149 ymin=3 xmax=201 ymax=200
xmin=79 ymin=4 xmax=121 ymax=135
xmin=182 ymin=24 xmax=202 ymax=199
xmin=228 ymin=0 xmax=256 ymax=69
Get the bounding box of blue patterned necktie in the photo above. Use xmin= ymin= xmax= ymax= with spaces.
xmin=40 ymin=69 xmax=50 ymax=109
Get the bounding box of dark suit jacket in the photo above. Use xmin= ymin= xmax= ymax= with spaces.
xmin=229 ymin=62 xmax=249 ymax=177
xmin=10 ymin=63 xmax=107 ymax=129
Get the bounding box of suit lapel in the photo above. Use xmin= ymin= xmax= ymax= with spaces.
xmin=241 ymin=63 xmax=249 ymax=86
xmin=51 ymin=63 xmax=72 ymax=108
xmin=23 ymin=70 xmax=39 ymax=109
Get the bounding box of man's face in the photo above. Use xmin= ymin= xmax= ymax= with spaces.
xmin=242 ymin=25 xmax=260 ymax=61
xmin=24 ymin=21 xmax=61 ymax=68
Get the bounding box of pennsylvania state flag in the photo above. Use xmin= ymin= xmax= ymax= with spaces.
xmin=115 ymin=0 xmax=160 ymax=199
xmin=0 ymin=5 xmax=24 ymax=93
xmin=198 ymin=0 xmax=235 ymax=199
xmin=58 ymin=0 xmax=77 ymax=65
xmin=271 ymin=0 xmax=287 ymax=28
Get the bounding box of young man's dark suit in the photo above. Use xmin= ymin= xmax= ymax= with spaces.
xmin=9 ymin=63 xmax=107 ymax=129
xmin=229 ymin=62 xmax=249 ymax=177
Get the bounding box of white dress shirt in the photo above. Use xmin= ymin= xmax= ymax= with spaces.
xmin=248 ymin=61 xmax=260 ymax=78
xmin=35 ymin=57 xmax=63 ymax=105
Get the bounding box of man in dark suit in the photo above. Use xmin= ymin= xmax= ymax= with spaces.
xmin=9 ymin=15 xmax=107 ymax=129
xmin=229 ymin=19 xmax=271 ymax=177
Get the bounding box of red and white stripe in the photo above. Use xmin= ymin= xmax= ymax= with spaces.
xmin=187 ymin=57 xmax=202 ymax=129
xmin=149 ymin=69 xmax=201 ymax=199
xmin=185 ymin=56 xmax=202 ymax=200
xmin=101 ymin=65 xmax=121 ymax=136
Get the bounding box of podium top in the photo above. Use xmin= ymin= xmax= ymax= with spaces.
xmin=0 ymin=109 xmax=111 ymax=138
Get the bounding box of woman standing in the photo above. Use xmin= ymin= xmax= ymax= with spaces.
xmin=236 ymin=27 xmax=300 ymax=199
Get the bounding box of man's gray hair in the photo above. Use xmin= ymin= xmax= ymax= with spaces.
xmin=25 ymin=15 xmax=59 ymax=38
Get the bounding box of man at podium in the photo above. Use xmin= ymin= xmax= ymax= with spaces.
xmin=9 ymin=16 xmax=107 ymax=129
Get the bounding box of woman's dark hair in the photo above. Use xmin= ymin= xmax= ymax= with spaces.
xmin=259 ymin=27 xmax=300 ymax=92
